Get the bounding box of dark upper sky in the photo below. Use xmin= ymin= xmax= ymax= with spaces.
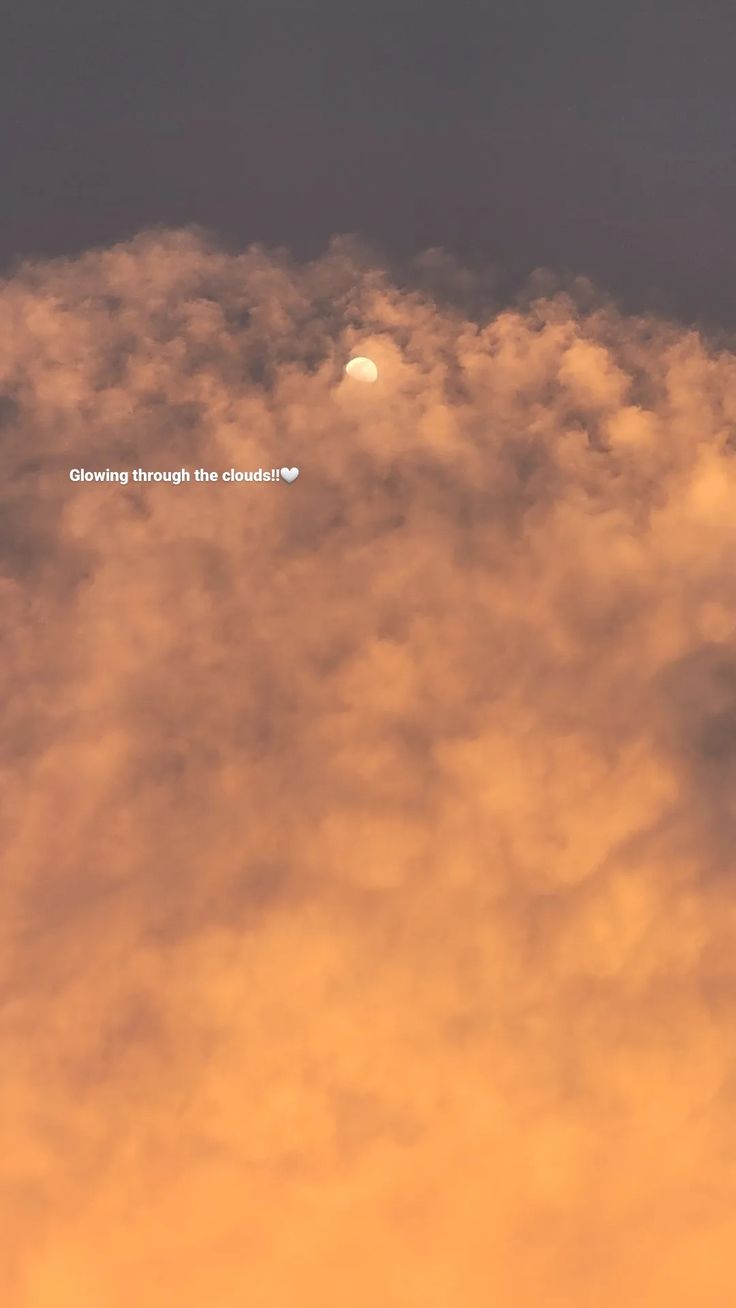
xmin=2 ymin=0 xmax=735 ymax=324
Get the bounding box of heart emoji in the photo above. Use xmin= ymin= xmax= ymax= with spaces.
xmin=280 ymin=467 xmax=299 ymax=483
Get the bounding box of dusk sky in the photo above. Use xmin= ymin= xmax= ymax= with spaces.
xmin=2 ymin=4 xmax=736 ymax=1306
xmin=3 ymin=0 xmax=736 ymax=324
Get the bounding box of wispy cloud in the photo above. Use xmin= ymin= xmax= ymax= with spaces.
xmin=1 ymin=228 xmax=736 ymax=1305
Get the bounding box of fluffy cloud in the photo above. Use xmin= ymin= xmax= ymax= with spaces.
xmin=1 ymin=228 xmax=736 ymax=1305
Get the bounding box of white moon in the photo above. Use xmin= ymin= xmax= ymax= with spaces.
xmin=345 ymin=355 xmax=379 ymax=384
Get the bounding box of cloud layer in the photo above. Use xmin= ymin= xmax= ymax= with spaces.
xmin=2 ymin=229 xmax=736 ymax=1306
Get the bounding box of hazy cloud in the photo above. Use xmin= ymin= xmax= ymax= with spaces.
xmin=1 ymin=228 xmax=736 ymax=1305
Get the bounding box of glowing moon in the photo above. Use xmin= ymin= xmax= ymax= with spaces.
xmin=345 ymin=355 xmax=379 ymax=384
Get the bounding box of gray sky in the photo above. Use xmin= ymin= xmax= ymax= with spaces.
xmin=2 ymin=0 xmax=734 ymax=323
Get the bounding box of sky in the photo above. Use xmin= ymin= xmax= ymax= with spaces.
xmin=2 ymin=4 xmax=736 ymax=1307
xmin=2 ymin=0 xmax=735 ymax=325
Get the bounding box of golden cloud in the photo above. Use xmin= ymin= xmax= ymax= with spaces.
xmin=1 ymin=229 xmax=736 ymax=1305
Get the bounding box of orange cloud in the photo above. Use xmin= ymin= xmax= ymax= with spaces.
xmin=1 ymin=229 xmax=736 ymax=1305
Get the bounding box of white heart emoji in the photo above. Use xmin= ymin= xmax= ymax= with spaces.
xmin=280 ymin=467 xmax=299 ymax=483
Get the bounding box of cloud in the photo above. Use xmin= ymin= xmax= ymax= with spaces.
xmin=1 ymin=227 xmax=736 ymax=1305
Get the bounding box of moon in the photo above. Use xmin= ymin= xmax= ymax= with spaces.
xmin=345 ymin=355 xmax=379 ymax=384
